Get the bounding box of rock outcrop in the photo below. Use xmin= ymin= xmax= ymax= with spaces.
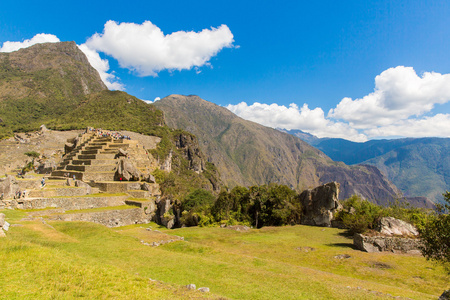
xmin=354 ymin=233 xmax=422 ymax=254
xmin=0 ymin=175 xmax=20 ymax=199
xmin=174 ymin=132 xmax=205 ymax=173
xmin=354 ymin=217 xmax=421 ymax=253
xmin=377 ymin=217 xmax=419 ymax=237
xmin=0 ymin=213 xmax=9 ymax=237
xmin=115 ymin=158 xmax=141 ymax=181
xmin=299 ymin=182 xmax=342 ymax=227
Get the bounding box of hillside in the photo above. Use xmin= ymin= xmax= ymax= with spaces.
xmin=153 ymin=95 xmax=421 ymax=206
xmin=284 ymin=131 xmax=449 ymax=204
xmin=0 ymin=41 xmax=106 ymax=137
xmin=0 ymin=42 xmax=220 ymax=199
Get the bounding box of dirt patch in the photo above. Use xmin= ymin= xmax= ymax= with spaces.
xmin=369 ymin=261 xmax=393 ymax=269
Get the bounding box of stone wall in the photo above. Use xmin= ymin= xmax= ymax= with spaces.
xmin=354 ymin=233 xmax=422 ymax=254
xmin=11 ymin=195 xmax=128 ymax=210
xmin=47 ymin=208 xmax=150 ymax=227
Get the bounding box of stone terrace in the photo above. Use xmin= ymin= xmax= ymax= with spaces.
xmin=1 ymin=130 xmax=162 ymax=227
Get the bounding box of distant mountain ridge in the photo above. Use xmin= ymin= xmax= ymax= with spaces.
xmin=153 ymin=95 xmax=434 ymax=207
xmin=281 ymin=129 xmax=449 ymax=204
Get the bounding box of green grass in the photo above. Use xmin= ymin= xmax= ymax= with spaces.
xmin=1 ymin=209 xmax=448 ymax=299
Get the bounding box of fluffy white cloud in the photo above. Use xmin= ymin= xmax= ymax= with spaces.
xmin=227 ymin=66 xmax=450 ymax=141
xmin=329 ymin=66 xmax=450 ymax=127
xmin=365 ymin=114 xmax=450 ymax=138
xmin=0 ymin=33 xmax=60 ymax=52
xmin=226 ymin=102 xmax=367 ymax=142
xmin=85 ymin=20 xmax=234 ymax=76
xmin=77 ymin=44 xmax=124 ymax=90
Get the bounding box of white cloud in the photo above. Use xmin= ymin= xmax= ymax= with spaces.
xmin=227 ymin=66 xmax=450 ymax=141
xmin=85 ymin=20 xmax=234 ymax=76
xmin=365 ymin=114 xmax=450 ymax=138
xmin=328 ymin=66 xmax=450 ymax=127
xmin=0 ymin=33 xmax=60 ymax=52
xmin=77 ymin=44 xmax=124 ymax=90
xmin=226 ymin=102 xmax=367 ymax=142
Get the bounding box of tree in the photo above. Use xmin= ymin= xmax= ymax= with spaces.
xmin=419 ymin=191 xmax=450 ymax=273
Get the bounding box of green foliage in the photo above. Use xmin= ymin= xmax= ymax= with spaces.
xmin=335 ymin=195 xmax=383 ymax=234
xmin=419 ymin=191 xmax=450 ymax=273
xmin=182 ymin=189 xmax=216 ymax=212
xmin=24 ymin=151 xmax=40 ymax=159
xmin=180 ymin=189 xmax=216 ymax=226
xmin=382 ymin=199 xmax=431 ymax=229
xmin=210 ymin=184 xmax=302 ymax=228
xmin=336 ymin=195 xmax=433 ymax=235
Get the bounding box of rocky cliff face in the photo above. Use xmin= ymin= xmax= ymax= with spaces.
xmin=154 ymin=95 xmax=408 ymax=204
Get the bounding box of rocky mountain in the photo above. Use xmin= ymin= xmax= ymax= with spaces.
xmin=153 ymin=95 xmax=432 ymax=207
xmin=0 ymin=41 xmax=107 ymax=137
xmin=0 ymin=42 xmax=219 ymax=198
xmin=283 ymin=129 xmax=449 ymax=204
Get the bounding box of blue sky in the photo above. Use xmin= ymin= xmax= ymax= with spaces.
xmin=1 ymin=0 xmax=450 ymax=141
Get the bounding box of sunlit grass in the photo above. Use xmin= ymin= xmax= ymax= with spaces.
xmin=1 ymin=210 xmax=448 ymax=299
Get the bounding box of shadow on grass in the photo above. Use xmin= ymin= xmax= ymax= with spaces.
xmin=337 ymin=230 xmax=354 ymax=238
xmin=326 ymin=242 xmax=358 ymax=250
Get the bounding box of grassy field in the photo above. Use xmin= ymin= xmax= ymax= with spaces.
xmin=1 ymin=209 xmax=448 ymax=299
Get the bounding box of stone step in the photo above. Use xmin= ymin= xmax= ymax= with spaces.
xmin=71 ymin=159 xmax=117 ymax=166
xmin=65 ymin=164 xmax=116 ymax=172
xmin=83 ymin=172 xmax=116 ymax=182
xmin=77 ymin=153 xmax=115 ymax=160
xmin=13 ymin=194 xmax=129 ymax=210
xmin=83 ymin=145 xmax=105 ymax=151
xmin=44 ymin=180 xmax=67 ymax=187
xmin=91 ymin=181 xmax=143 ymax=193
xmin=28 ymin=186 xmax=91 ymax=198
xmin=127 ymin=190 xmax=150 ymax=198
xmin=108 ymin=143 xmax=131 ymax=149
xmin=51 ymin=170 xmax=84 ymax=180
xmin=80 ymin=149 xmax=100 ymax=155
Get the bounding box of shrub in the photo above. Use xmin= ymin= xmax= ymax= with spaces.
xmin=335 ymin=195 xmax=383 ymax=234
xmin=419 ymin=191 xmax=450 ymax=273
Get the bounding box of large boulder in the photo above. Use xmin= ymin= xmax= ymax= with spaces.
xmin=354 ymin=233 xmax=422 ymax=254
xmin=0 ymin=213 xmax=5 ymax=227
xmin=354 ymin=217 xmax=421 ymax=253
xmin=36 ymin=159 xmax=57 ymax=174
xmin=299 ymin=182 xmax=341 ymax=227
xmin=0 ymin=175 xmax=20 ymax=199
xmin=64 ymin=136 xmax=80 ymax=155
xmin=155 ymin=199 xmax=175 ymax=229
xmin=439 ymin=290 xmax=450 ymax=300
xmin=115 ymin=159 xmax=141 ymax=181
xmin=377 ymin=217 xmax=419 ymax=237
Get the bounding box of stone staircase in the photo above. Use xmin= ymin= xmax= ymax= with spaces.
xmin=1 ymin=131 xmax=162 ymax=227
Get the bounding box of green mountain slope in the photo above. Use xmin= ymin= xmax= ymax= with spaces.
xmin=363 ymin=140 xmax=450 ymax=203
xmin=0 ymin=42 xmax=220 ymax=198
xmin=153 ymin=95 xmax=421 ymax=206
xmin=290 ymin=134 xmax=450 ymax=204
xmin=0 ymin=41 xmax=107 ymax=136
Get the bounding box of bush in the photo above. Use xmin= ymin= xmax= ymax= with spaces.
xmin=419 ymin=191 xmax=450 ymax=273
xmin=335 ymin=195 xmax=383 ymax=234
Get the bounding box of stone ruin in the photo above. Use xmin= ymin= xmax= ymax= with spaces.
xmin=0 ymin=130 xmax=164 ymax=227
xmin=353 ymin=217 xmax=422 ymax=254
